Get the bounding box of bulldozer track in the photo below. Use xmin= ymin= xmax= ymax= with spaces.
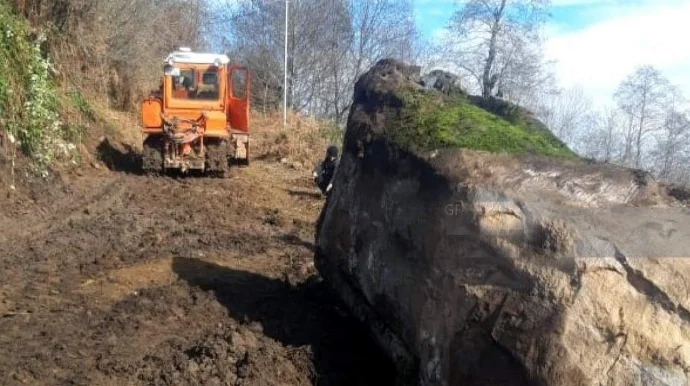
xmin=204 ymin=138 xmax=230 ymax=174
xmin=141 ymin=135 xmax=164 ymax=173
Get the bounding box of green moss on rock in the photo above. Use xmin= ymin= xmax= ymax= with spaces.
xmin=389 ymin=89 xmax=575 ymax=158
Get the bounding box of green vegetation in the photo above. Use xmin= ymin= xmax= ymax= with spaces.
xmin=391 ymin=90 xmax=576 ymax=158
xmin=0 ymin=1 xmax=79 ymax=169
xmin=68 ymin=89 xmax=94 ymax=120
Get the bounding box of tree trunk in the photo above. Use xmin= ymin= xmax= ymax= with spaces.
xmin=481 ymin=0 xmax=506 ymax=99
xmin=635 ymin=120 xmax=643 ymax=168
xmin=482 ymin=31 xmax=498 ymax=99
xmin=634 ymin=93 xmax=648 ymax=168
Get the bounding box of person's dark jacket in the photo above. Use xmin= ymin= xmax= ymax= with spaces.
xmin=313 ymin=156 xmax=338 ymax=195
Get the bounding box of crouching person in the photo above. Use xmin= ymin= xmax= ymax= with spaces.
xmin=313 ymin=145 xmax=339 ymax=196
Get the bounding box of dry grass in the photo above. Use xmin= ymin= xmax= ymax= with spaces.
xmin=53 ymin=103 xmax=341 ymax=173
xmin=73 ymin=108 xmax=342 ymax=173
xmin=251 ymin=111 xmax=343 ymax=170
xmin=52 ymin=85 xmax=142 ymax=168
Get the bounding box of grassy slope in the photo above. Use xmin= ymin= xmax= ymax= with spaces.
xmin=390 ymin=90 xmax=576 ymax=158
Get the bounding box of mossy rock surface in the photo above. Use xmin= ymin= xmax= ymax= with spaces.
xmin=347 ymin=59 xmax=575 ymax=159
xmin=392 ymin=91 xmax=575 ymax=157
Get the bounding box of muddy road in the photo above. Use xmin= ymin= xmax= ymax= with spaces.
xmin=0 ymin=155 xmax=394 ymax=385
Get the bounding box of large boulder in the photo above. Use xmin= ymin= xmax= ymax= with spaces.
xmin=315 ymin=59 xmax=690 ymax=386
xmin=421 ymin=70 xmax=466 ymax=98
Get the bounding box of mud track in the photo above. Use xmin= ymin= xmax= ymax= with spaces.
xmin=0 ymin=158 xmax=394 ymax=385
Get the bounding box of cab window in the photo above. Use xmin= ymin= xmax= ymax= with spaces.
xmin=171 ymin=69 xmax=196 ymax=99
xmin=196 ymin=70 xmax=219 ymax=100
xmin=231 ymin=70 xmax=247 ymax=99
xmin=171 ymin=67 xmax=220 ymax=101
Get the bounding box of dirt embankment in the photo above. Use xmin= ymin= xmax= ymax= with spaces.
xmin=0 ymin=119 xmax=394 ymax=385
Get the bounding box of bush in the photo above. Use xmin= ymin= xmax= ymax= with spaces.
xmin=0 ymin=1 xmax=77 ymax=169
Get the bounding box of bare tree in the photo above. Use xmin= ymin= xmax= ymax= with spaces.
xmin=574 ymin=107 xmax=623 ymax=162
xmin=96 ymin=0 xmax=209 ymax=107
xmin=332 ymin=0 xmax=417 ymax=122
xmin=534 ymin=86 xmax=591 ymax=146
xmin=222 ymin=0 xmax=417 ymax=123
xmin=651 ymin=86 xmax=689 ymax=180
xmin=677 ymin=139 xmax=690 ymax=184
xmin=599 ymin=107 xmax=622 ymax=163
xmin=21 ymin=0 xmax=213 ymax=109
xmin=446 ymin=0 xmax=551 ymax=100
xmin=654 ymin=110 xmax=689 ymax=180
xmin=614 ymin=65 xmax=671 ymax=168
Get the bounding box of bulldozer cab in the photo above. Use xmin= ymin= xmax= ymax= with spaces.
xmin=164 ymin=63 xmax=224 ymax=107
xmin=158 ymin=50 xmax=250 ymax=132
xmin=141 ymin=48 xmax=250 ymax=174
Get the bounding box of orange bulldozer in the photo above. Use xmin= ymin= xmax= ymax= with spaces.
xmin=140 ymin=47 xmax=250 ymax=175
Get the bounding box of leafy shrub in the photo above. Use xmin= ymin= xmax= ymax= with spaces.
xmin=0 ymin=1 xmax=77 ymax=169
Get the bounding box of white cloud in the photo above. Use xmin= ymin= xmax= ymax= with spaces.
xmin=546 ymin=1 xmax=690 ymax=106
xmin=550 ymin=0 xmax=617 ymax=6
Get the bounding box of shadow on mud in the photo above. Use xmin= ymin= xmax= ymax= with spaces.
xmin=172 ymin=256 xmax=395 ymax=386
xmin=287 ymin=189 xmax=324 ymax=200
xmin=96 ymin=138 xmax=142 ymax=174
xmin=96 ymin=138 xmax=245 ymax=178
xmin=669 ymin=185 xmax=690 ymax=203
xmin=277 ymin=233 xmax=316 ymax=252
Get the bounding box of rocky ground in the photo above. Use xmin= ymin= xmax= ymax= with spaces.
xmin=0 ymin=128 xmax=395 ymax=385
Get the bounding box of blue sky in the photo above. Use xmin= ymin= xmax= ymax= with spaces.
xmin=414 ymin=0 xmax=690 ymax=106
xmin=414 ymin=0 xmax=680 ymax=38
